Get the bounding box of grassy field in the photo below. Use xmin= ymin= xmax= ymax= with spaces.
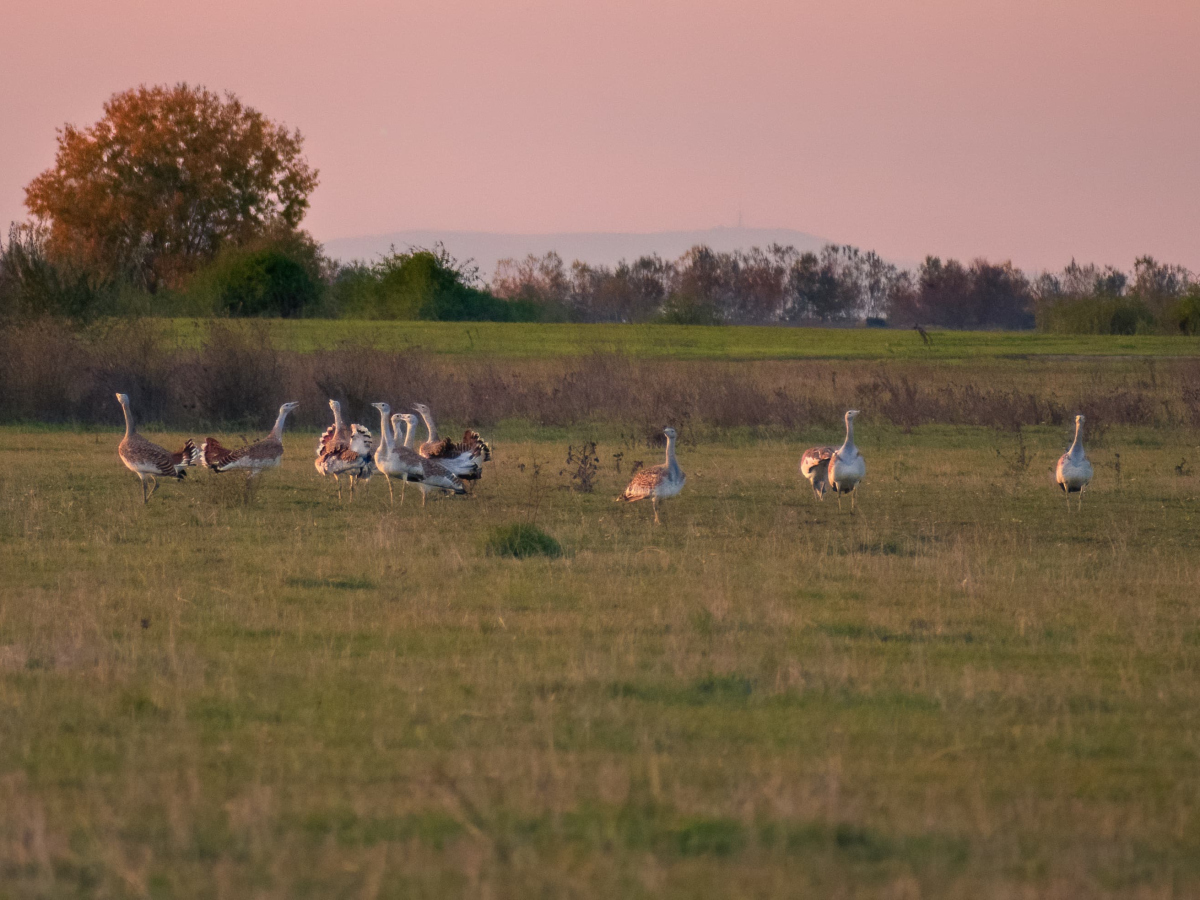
xmin=155 ymin=318 xmax=1200 ymax=359
xmin=2 ymin=419 xmax=1198 ymax=898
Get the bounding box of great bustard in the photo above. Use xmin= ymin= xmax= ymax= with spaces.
xmin=395 ymin=412 xmax=467 ymax=505
xmin=411 ymin=402 xmax=491 ymax=481
xmin=1055 ymin=414 xmax=1094 ymax=511
xmin=798 ymin=446 xmax=834 ymax=501
xmin=315 ymin=400 xmax=374 ymax=501
xmin=201 ymin=402 xmax=299 ymax=476
xmin=115 ymin=392 xmax=200 ymax=503
xmin=616 ymin=426 xmax=686 ymax=524
xmin=828 ymin=410 xmax=866 ymax=511
xmin=371 ymin=402 xmax=442 ymax=505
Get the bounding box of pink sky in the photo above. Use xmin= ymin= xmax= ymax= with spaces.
xmin=2 ymin=0 xmax=1198 ymax=271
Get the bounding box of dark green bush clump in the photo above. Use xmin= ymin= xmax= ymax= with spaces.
xmin=1036 ymin=296 xmax=1156 ymax=335
xmin=208 ymin=248 xmax=321 ymax=317
xmin=485 ymin=524 xmax=563 ymax=559
xmin=330 ymin=245 xmax=543 ymax=322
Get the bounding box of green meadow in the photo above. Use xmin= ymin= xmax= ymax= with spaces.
xmin=155 ymin=318 xmax=1200 ymax=359
xmin=1 ymin=406 xmax=1198 ymax=896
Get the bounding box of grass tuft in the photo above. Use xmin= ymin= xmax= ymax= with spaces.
xmin=484 ymin=523 xmax=563 ymax=559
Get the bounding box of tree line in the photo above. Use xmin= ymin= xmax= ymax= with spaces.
xmin=2 ymin=82 xmax=1197 ymax=334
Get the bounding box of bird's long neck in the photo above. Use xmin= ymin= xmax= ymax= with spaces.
xmin=269 ymin=407 xmax=291 ymax=440
xmin=376 ymin=409 xmax=394 ymax=451
xmin=421 ymin=410 xmax=439 ymax=443
xmin=1068 ymin=419 xmax=1083 ymax=457
xmin=665 ymin=434 xmax=680 ymax=476
xmin=331 ymin=405 xmax=347 ymax=439
xmin=403 ymin=421 xmax=417 ymax=450
xmin=840 ymin=416 xmax=857 ymax=456
xmin=120 ymin=400 xmax=135 ymax=439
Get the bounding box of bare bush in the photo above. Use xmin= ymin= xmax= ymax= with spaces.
xmin=190 ymin=322 xmax=282 ymax=427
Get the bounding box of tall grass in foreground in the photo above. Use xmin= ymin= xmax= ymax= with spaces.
xmin=0 ymin=425 xmax=1198 ymax=897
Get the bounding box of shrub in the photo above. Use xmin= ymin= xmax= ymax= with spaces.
xmin=0 ymin=224 xmax=118 ymax=321
xmin=334 ymin=245 xmax=541 ymax=322
xmin=1037 ymin=296 xmax=1156 ymax=335
xmin=1170 ymin=287 xmax=1200 ymax=335
xmin=190 ymin=321 xmax=283 ymax=426
xmin=485 ymin=524 xmax=562 ymax=559
xmin=202 ymin=246 xmax=321 ymax=317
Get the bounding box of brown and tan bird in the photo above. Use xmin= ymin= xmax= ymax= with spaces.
xmin=115 ymin=392 xmax=200 ymax=503
xmin=391 ymin=411 xmax=467 ymax=505
xmin=411 ymin=402 xmax=491 ymax=481
xmin=616 ymin=426 xmax=686 ymax=524
xmin=798 ymin=446 xmax=834 ymax=500
xmin=315 ymin=400 xmax=374 ymax=501
xmin=201 ymin=402 xmax=299 ymax=476
xmin=800 ymin=410 xmax=866 ymax=511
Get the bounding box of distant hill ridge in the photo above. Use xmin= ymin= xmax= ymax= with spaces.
xmin=322 ymin=227 xmax=831 ymax=282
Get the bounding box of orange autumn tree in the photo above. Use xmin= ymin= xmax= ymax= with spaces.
xmin=25 ymin=84 xmax=318 ymax=291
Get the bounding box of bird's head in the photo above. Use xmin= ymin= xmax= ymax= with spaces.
xmin=371 ymin=402 xmax=391 ymax=415
xmin=328 ymin=399 xmax=341 ymax=414
xmin=280 ymin=401 xmax=300 ymax=414
xmin=115 ymin=392 xmax=130 ymax=406
xmin=1076 ymin=414 xmax=1086 ymax=425
xmin=401 ymin=413 xmax=419 ymax=427
xmin=846 ymin=409 xmax=860 ymax=421
xmin=662 ymin=426 xmax=678 ymax=440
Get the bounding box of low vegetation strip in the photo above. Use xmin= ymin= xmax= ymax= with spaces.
xmin=3 ymin=320 xmax=1199 ymax=432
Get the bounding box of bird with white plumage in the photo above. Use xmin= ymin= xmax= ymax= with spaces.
xmin=800 ymin=410 xmax=866 ymax=510
xmin=1055 ymin=414 xmax=1094 ymax=511
xmin=411 ymin=402 xmax=490 ymax=482
xmin=395 ymin=412 xmax=467 ymax=505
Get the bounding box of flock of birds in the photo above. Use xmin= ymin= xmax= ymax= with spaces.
xmin=113 ymin=392 xmax=1097 ymax=519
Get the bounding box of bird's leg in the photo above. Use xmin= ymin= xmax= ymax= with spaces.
xmin=652 ymin=497 xmax=660 ymax=525
xmin=349 ymin=475 xmax=356 ymax=503
xmin=334 ymin=475 xmax=343 ymax=502
xmin=837 ymin=490 xmax=843 ymax=512
xmin=384 ymin=473 xmax=394 ymax=506
xmin=140 ymin=475 xmax=148 ymax=504
xmin=148 ymin=476 xmax=159 ymax=500
xmin=400 ymin=477 xmax=407 ymax=505
xmin=421 ymin=488 xmax=428 ymax=508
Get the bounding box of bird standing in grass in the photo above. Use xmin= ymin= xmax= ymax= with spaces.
xmin=616 ymin=426 xmax=686 ymax=524
xmin=799 ymin=445 xmax=834 ymax=501
xmin=1055 ymin=414 xmax=1094 ymax=511
xmin=315 ymin=400 xmax=374 ymax=501
xmin=372 ymin=402 xmax=445 ymax=505
xmin=828 ymin=410 xmax=866 ymax=511
xmin=396 ymin=412 xmax=466 ymax=506
xmin=412 ymin=402 xmax=491 ymax=481
xmin=201 ymin=402 xmax=299 ymax=476
xmin=115 ymin=392 xmax=199 ymax=503
xmin=371 ymin=402 xmax=399 ymax=503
